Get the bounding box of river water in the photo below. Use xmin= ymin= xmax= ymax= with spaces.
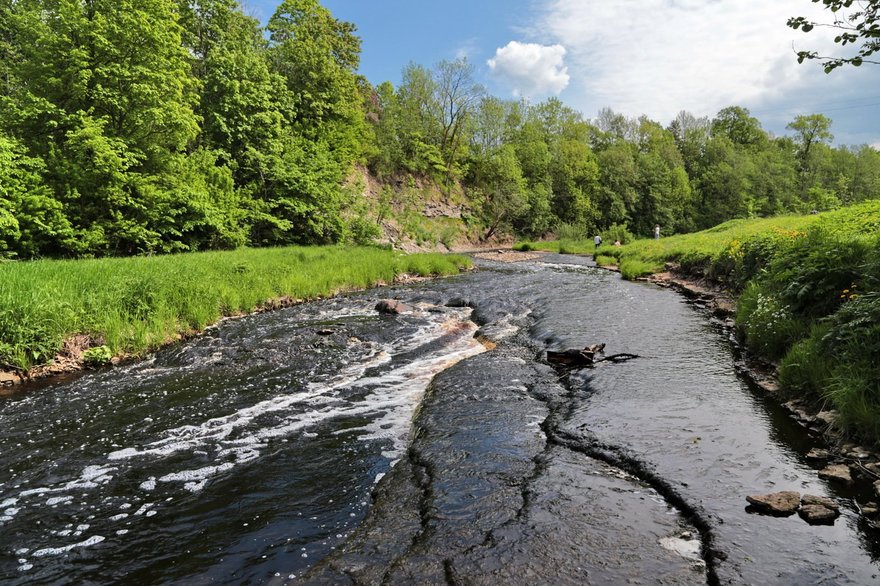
xmin=1 ymin=254 xmax=878 ymax=584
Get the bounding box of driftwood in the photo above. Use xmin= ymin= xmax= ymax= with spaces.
xmin=546 ymin=343 xmax=639 ymax=367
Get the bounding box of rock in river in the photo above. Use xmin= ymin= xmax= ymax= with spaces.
xmin=801 ymin=494 xmax=840 ymax=511
xmin=375 ymin=299 xmax=412 ymax=315
xmin=799 ymin=504 xmax=839 ymax=525
xmin=746 ymin=491 xmax=801 ymax=515
xmin=818 ymin=464 xmax=852 ymax=484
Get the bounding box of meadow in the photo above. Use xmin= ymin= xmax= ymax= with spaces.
xmin=0 ymin=247 xmax=471 ymax=373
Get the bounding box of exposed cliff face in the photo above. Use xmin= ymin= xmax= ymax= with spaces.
xmin=346 ymin=166 xmax=512 ymax=252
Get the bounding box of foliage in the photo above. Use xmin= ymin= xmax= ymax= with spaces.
xmin=82 ymin=345 xmax=113 ymax=367
xmin=789 ymin=0 xmax=880 ymax=71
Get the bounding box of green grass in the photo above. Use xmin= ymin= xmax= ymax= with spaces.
xmin=0 ymin=246 xmax=471 ymax=372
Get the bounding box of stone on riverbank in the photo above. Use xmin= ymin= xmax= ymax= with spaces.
xmin=805 ymin=448 xmax=830 ymax=461
xmin=818 ymin=464 xmax=852 ymax=484
xmin=746 ymin=491 xmax=801 ymax=515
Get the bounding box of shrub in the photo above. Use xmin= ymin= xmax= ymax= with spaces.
xmin=601 ymin=222 xmax=635 ymax=245
xmin=82 ymin=345 xmax=113 ymax=367
xmin=736 ymin=283 xmax=808 ymax=361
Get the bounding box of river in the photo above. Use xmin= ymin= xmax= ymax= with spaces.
xmin=1 ymin=253 xmax=878 ymax=584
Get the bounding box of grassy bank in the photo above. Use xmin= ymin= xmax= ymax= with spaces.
xmin=518 ymin=202 xmax=880 ymax=446
xmin=0 ymin=246 xmax=471 ymax=373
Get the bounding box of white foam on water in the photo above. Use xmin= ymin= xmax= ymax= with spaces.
xmin=159 ymin=462 xmax=235 ymax=482
xmin=116 ymin=529 xmax=129 ymax=536
xmin=343 ymin=326 xmax=486 ymax=458
xmin=139 ymin=478 xmax=156 ymax=492
xmin=133 ymin=504 xmax=153 ymax=516
xmin=46 ymin=496 xmax=73 ymax=506
xmin=109 ymin=514 xmax=128 ymax=521
xmin=108 ymin=342 xmax=391 ymax=463
xmin=18 ymin=563 xmax=33 ymax=572
xmin=120 ymin=307 xmax=486 ymax=492
xmin=32 ymin=535 xmax=106 ymax=557
xmin=0 ymin=498 xmax=18 ymax=508
xmin=659 ymin=536 xmax=703 ymax=561
xmin=19 ymin=465 xmax=116 ymax=498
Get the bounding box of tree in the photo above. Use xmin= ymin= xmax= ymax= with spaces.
xmin=789 ymin=0 xmax=880 ymax=71
xmin=179 ymin=0 xmax=287 ymax=185
xmin=787 ymin=114 xmax=834 ymax=196
xmin=434 ymin=58 xmax=484 ymax=184
xmin=469 ymin=144 xmax=527 ymax=240
xmin=711 ymin=106 xmax=766 ymax=148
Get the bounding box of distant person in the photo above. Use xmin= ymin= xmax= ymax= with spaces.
xmin=594 ymin=234 xmax=602 ymax=252
xmin=614 ymin=239 xmax=622 ymax=247
xmin=653 ymin=224 xmax=660 ymax=240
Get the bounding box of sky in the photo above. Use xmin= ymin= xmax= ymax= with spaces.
xmin=245 ymin=0 xmax=880 ymax=148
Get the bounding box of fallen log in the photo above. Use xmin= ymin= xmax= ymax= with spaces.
xmin=546 ymin=344 xmax=638 ymax=367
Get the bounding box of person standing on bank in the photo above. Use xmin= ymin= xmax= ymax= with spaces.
xmin=594 ymin=234 xmax=602 ymax=253
xmin=653 ymin=224 xmax=660 ymax=240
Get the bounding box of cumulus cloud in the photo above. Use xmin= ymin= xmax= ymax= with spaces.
xmin=534 ymin=0 xmax=853 ymax=123
xmin=488 ymin=41 xmax=570 ymax=97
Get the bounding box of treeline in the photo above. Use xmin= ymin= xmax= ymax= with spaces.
xmin=368 ymin=64 xmax=880 ymax=240
xmin=1 ymin=0 xmax=879 ymax=259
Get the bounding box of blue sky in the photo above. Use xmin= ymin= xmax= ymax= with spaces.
xmin=245 ymin=0 xmax=880 ymax=148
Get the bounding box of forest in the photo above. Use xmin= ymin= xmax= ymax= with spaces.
xmin=1 ymin=0 xmax=880 ymax=259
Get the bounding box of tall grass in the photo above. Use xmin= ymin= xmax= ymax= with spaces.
xmin=0 ymin=246 xmax=471 ymax=372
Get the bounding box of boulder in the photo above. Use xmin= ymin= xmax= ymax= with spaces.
xmin=814 ymin=411 xmax=839 ymax=426
xmin=746 ymin=491 xmax=801 ymax=515
xmin=873 ymin=479 xmax=880 ymax=498
xmin=801 ymin=494 xmax=840 ymax=511
xmin=375 ymin=299 xmax=412 ymax=315
xmin=798 ymin=504 xmax=839 ymax=525
xmin=818 ymin=464 xmax=852 ymax=484
xmin=805 ymin=448 xmax=830 ymax=461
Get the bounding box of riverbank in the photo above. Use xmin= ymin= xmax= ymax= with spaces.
xmin=0 ymin=246 xmax=472 ymax=386
xmin=517 ymin=202 xmax=880 ymax=448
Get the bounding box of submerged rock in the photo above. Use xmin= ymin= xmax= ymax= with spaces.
xmin=746 ymin=491 xmax=801 ymax=515
xmin=818 ymin=464 xmax=852 ymax=484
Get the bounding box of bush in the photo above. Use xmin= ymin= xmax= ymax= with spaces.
xmin=601 ymin=222 xmax=635 ymax=245
xmin=82 ymin=345 xmax=113 ymax=367
xmin=778 ymin=324 xmax=832 ymax=399
xmin=736 ymin=283 xmax=808 ymax=361
xmin=556 ymin=222 xmax=590 ymax=241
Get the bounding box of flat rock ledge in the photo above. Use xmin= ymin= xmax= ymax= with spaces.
xmin=799 ymin=494 xmax=841 ymax=525
xmin=746 ymin=491 xmax=801 ymax=515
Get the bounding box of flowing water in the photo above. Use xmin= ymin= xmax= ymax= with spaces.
xmin=1 ymin=254 xmax=879 ymax=584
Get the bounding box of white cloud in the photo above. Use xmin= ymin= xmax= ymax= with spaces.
xmin=534 ymin=0 xmax=850 ymax=124
xmin=488 ymin=41 xmax=570 ymax=97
